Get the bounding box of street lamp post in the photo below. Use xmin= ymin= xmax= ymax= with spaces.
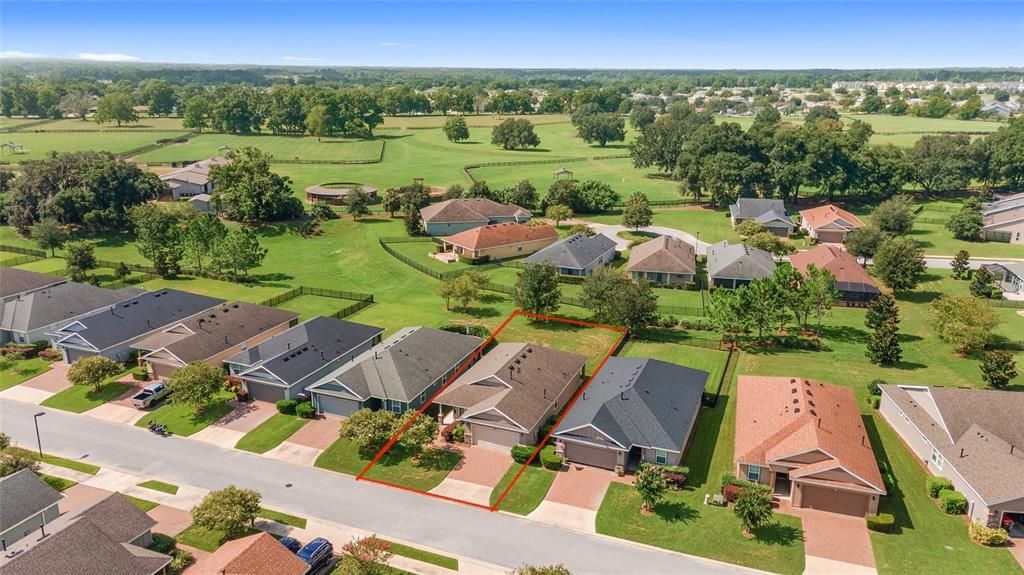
xmin=33 ymin=412 xmax=45 ymax=458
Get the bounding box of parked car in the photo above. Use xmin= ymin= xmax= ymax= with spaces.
xmin=278 ymin=536 xmax=302 ymax=553
xmin=297 ymin=538 xmax=333 ymax=573
xmin=131 ymin=382 xmax=170 ymax=409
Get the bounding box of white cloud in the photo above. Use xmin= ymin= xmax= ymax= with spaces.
xmin=77 ymin=52 xmax=141 ymax=62
xmin=281 ymin=56 xmax=323 ymax=62
xmin=379 ymin=42 xmax=416 ymax=48
xmin=0 ymin=50 xmax=47 ymax=59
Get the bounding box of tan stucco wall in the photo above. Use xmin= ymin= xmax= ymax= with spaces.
xmin=449 ymin=237 xmax=557 ymax=260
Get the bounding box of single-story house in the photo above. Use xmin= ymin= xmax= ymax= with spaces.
xmin=522 ymin=233 xmax=617 ymax=276
xmin=981 ymin=193 xmax=1024 ymax=244
xmin=435 ymin=342 xmax=587 ymax=451
xmin=440 ymin=222 xmax=558 ymax=262
xmin=878 ymin=385 xmax=1024 ymax=528
xmin=626 ymin=236 xmax=697 ymax=285
xmin=0 ymin=267 xmax=67 ymax=302
xmin=132 ymin=302 xmax=299 ymax=380
xmin=0 ymin=492 xmax=171 ymax=575
xmin=0 ymin=469 xmax=62 ymax=549
xmin=799 ymin=204 xmax=865 ymax=244
xmin=159 ymin=156 xmax=230 ymax=201
xmin=187 ymin=193 xmax=214 ymax=213
xmin=419 ymin=198 xmax=532 ymax=236
xmin=735 ymin=376 xmax=886 ymax=516
xmin=308 ymin=326 xmax=483 ymax=417
xmin=552 ymin=357 xmax=708 ymax=471
xmin=225 ymin=316 xmax=385 ymax=402
xmin=789 ymin=244 xmax=880 ymax=305
xmin=982 ymin=262 xmax=1024 ymax=295
xmin=706 ymin=241 xmax=775 ymax=288
xmin=54 ymin=289 xmax=225 ymax=364
xmin=196 ymin=532 xmax=307 ymax=575
xmin=0 ymin=282 xmax=143 ymax=345
xmin=729 ymin=198 xmax=795 ymax=237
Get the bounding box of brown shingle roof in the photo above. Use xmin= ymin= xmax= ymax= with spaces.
xmin=419 ymin=198 xmax=531 ymax=224
xmin=0 ymin=267 xmax=67 ymax=299
xmin=789 ymin=245 xmax=878 ymax=289
xmin=197 ymin=532 xmax=307 ymax=575
xmin=735 ymin=376 xmax=884 ymax=494
xmin=627 ymin=236 xmax=697 ymax=275
xmin=443 ymin=223 xmax=557 ymax=251
xmin=799 ymin=204 xmax=864 ymax=230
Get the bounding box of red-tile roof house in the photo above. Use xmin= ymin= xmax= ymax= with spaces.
xmin=194 ymin=532 xmax=307 ymax=575
xmin=735 ymin=376 xmax=885 ymax=516
xmin=798 ymin=204 xmax=864 ymax=244
xmin=789 ymin=245 xmax=880 ymax=304
xmin=441 ymin=223 xmax=558 ymax=262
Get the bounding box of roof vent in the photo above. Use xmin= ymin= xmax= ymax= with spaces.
xmin=791 ymin=388 xmax=797 ymax=394
xmin=154 ymin=293 xmax=161 ymax=298
xmin=794 ymin=408 xmax=801 ymax=413
xmin=232 ymin=304 xmax=239 ymax=308
xmin=809 ymin=410 xmax=817 ymax=416
xmin=792 ymin=398 xmax=799 ymax=404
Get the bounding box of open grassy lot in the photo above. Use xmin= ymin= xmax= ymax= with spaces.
xmin=26 ymin=118 xmax=189 ymax=131
xmin=0 ymin=357 xmax=53 ymax=390
xmin=489 ymin=462 xmax=556 ymax=515
xmin=235 ymin=413 xmax=310 ymax=453
xmin=133 ymin=133 xmax=384 ymax=163
xmin=10 ymin=256 xmax=70 ymax=275
xmin=0 ymin=131 xmax=188 ymax=162
xmin=40 ymin=377 xmax=133 ymax=413
xmin=134 ymin=391 xmax=236 ymax=436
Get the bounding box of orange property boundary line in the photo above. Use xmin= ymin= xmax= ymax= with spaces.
xmin=356 ymin=309 xmax=627 ymax=512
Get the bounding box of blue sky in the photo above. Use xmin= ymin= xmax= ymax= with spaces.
xmin=1 ymin=1 xmax=1021 ymax=69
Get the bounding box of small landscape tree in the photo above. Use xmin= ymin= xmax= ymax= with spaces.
xmin=633 ymin=463 xmax=669 ymax=514
xmin=621 ymin=191 xmax=653 ymax=231
xmin=443 ymin=116 xmax=470 ymax=143
xmin=746 ymin=231 xmax=795 ymax=258
xmin=452 ymin=273 xmax=481 ymax=311
xmin=866 ymin=318 xmax=902 ymax=365
xmin=64 ymin=240 xmax=97 ymax=282
xmin=0 ymin=449 xmax=40 ymax=477
xmin=869 ymin=195 xmax=916 ymax=236
xmin=945 ymin=206 xmax=983 ymax=241
xmin=340 ymin=408 xmax=397 ymax=455
xmin=491 ymin=118 xmax=540 ymax=150
xmin=191 ymin=485 xmax=262 ymax=539
xmin=844 ymin=226 xmax=886 ymax=264
xmin=381 ymin=189 xmax=402 ymax=218
xmin=67 ymin=355 xmax=122 ymax=392
xmin=980 ymin=350 xmax=1018 ymax=390
xmin=346 ymin=188 xmax=371 ymax=220
xmin=403 ymin=205 xmax=423 ymax=235
xmin=545 ymin=204 xmax=572 ymax=227
xmin=872 ymin=236 xmax=926 ymax=293
xmin=803 ymin=265 xmax=839 ymax=334
xmin=513 ymin=263 xmax=561 ymax=317
xmin=951 ymin=250 xmax=970 ymax=280
xmin=167 ymin=361 xmax=225 ymax=413
xmin=567 ymin=223 xmax=595 ymax=237
xmin=734 ymin=484 xmax=774 ymax=536
xmin=734 ymin=220 xmax=767 ymax=238
xmin=929 ymin=295 xmax=1000 ymax=354
xmin=395 ymin=411 xmax=439 ymax=455
xmin=864 ymin=293 xmax=899 ymax=331
xmin=337 ymin=536 xmax=393 ymax=575
xmin=29 ymin=219 xmax=69 ymax=256
xmin=969 ymin=267 xmax=998 ymax=299
xmin=509 ymin=565 xmax=573 ymax=575
xmin=438 ymin=277 xmax=458 ymax=310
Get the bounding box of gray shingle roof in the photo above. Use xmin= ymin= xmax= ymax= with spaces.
xmin=706 ymin=241 xmax=776 ymax=280
xmin=228 ymin=317 xmax=385 ymax=387
xmin=523 ymin=233 xmax=617 ymax=270
xmin=0 ymin=469 xmax=62 ymax=534
xmin=0 ymin=267 xmax=67 ymax=299
xmin=729 ymin=198 xmax=794 ymax=228
xmin=1 ymin=283 xmax=143 ymax=333
xmin=554 ymin=358 xmax=707 ymax=453
xmin=308 ymin=327 xmax=482 ymax=403
xmin=57 ymin=289 xmax=224 ymax=352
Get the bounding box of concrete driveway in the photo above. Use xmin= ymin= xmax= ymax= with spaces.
xmin=780 ymin=504 xmax=877 ymax=575
xmin=429 ymin=443 xmax=512 ymax=506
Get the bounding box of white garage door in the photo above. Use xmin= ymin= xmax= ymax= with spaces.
xmin=472 ymin=425 xmax=520 ymax=451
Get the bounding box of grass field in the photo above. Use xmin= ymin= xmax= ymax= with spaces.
xmin=272 ymin=294 xmax=355 ymax=321
xmin=0 ymin=357 xmax=53 ymax=390
xmin=133 ymin=133 xmax=384 ymax=163
xmin=619 ymin=336 xmax=731 ymax=392
xmin=0 ymin=131 xmax=188 ymax=162
xmin=27 ymin=118 xmax=189 ymax=131
xmin=384 ymin=540 xmax=459 ymax=570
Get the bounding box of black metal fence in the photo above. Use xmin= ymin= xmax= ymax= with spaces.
xmin=257 ymin=285 xmax=374 ymax=308
xmin=0 ymin=254 xmax=44 ymax=267
xmin=0 ymin=245 xmax=46 ymax=257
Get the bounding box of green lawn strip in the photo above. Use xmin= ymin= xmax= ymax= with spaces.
xmin=125 ymin=494 xmax=159 ymax=512
xmin=134 ymin=391 xmax=235 ymax=436
xmin=137 ymin=479 xmax=180 ymax=495
xmin=0 ymin=357 xmax=53 ymax=391
xmin=596 ymin=373 xmax=806 ymax=575
xmin=6 ymin=447 xmax=102 ymax=475
xmin=40 ymin=375 xmax=133 ymax=413
xmin=316 ymin=437 xmax=460 ymax=492
xmin=258 ymin=507 xmax=307 ymax=529
xmin=176 ymin=524 xmax=260 ymax=553
xmin=489 ymin=462 xmax=556 ymax=515
xmin=38 ymin=473 xmax=77 ymax=491
xmin=384 ymin=540 xmax=459 ymax=571
xmin=866 ymin=414 xmax=1020 ymax=575
xmin=235 ymin=413 xmax=310 ymax=453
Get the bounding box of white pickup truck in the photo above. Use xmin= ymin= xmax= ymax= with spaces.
xmin=132 ymin=382 xmax=170 ymax=409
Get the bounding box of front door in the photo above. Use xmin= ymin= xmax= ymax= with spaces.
xmin=773 ymin=472 xmax=792 ymax=498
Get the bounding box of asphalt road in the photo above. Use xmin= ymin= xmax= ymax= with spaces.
xmin=0 ymin=399 xmax=758 ymax=575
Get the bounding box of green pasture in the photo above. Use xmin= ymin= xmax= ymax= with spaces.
xmin=0 ymin=131 xmax=187 ymax=162
xmin=133 ymin=133 xmax=384 ymax=163
xmin=26 ymin=117 xmax=189 ymax=131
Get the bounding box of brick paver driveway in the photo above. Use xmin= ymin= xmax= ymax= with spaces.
xmin=781 ymin=503 xmax=877 ymax=574
xmin=210 ymin=399 xmax=276 ymax=432
xmin=147 ymin=505 xmax=192 ymax=537
xmin=1010 ymin=538 xmax=1024 ymax=571
xmin=286 ymin=414 xmax=342 ymax=449
xmin=21 ymin=361 xmax=70 ymax=393
xmin=544 ymin=462 xmax=629 ymax=511
xmin=444 ymin=444 xmax=512 ymax=487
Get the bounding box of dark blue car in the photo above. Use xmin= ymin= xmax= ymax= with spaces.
xmin=278 ymin=536 xmax=302 ymax=553
xmin=297 ymin=538 xmax=333 ymax=572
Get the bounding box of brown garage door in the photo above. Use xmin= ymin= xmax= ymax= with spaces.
xmin=472 ymin=425 xmax=520 ymax=451
xmin=150 ymin=362 xmax=178 ymax=381
xmin=564 ymin=442 xmax=618 ymax=470
xmin=817 ymin=230 xmax=846 ymax=244
xmin=245 ymin=381 xmax=286 ymax=403
xmin=800 ymin=484 xmax=870 ymax=516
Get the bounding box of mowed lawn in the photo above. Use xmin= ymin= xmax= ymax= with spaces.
xmin=41 ymin=377 xmax=133 ymax=413
xmin=28 ymin=118 xmax=189 ymax=131
xmin=492 ymin=311 xmax=625 ymax=374
xmin=234 ymin=414 xmax=309 ymax=453
xmin=135 ymin=391 xmax=235 ymax=436
xmin=0 ymin=131 xmax=189 ymax=162
xmin=0 ymin=357 xmax=53 ymax=391
xmin=489 ymin=462 xmax=556 ymax=515
xmin=133 ymin=133 xmax=384 ymax=163
xmin=315 ymin=437 xmax=460 ymax=492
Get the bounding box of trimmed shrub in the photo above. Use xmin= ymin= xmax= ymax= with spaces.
xmin=167 ymin=549 xmax=194 ymax=575
xmin=938 ymin=489 xmax=968 ymax=514
xmin=438 ymin=323 xmax=492 ymax=340
xmin=867 ymin=379 xmax=885 ymax=396
xmin=38 ymin=348 xmax=62 ymax=361
xmin=662 ymin=465 xmax=689 ymax=488
xmin=870 ymin=396 xmax=880 ymax=409
xmin=539 ymin=445 xmax=564 ymax=471
xmin=511 ymin=444 xmax=535 ymax=464
xmin=866 ymin=513 xmax=895 ymax=533
xmin=538 ymin=415 xmax=559 ymax=443
xmin=148 ymin=533 xmax=177 ymax=554
xmin=720 ymin=471 xmax=755 ymax=491
xmin=968 ymin=523 xmax=1009 ymax=546
xmin=926 ymin=476 xmax=954 ymax=498
xmin=295 ymin=402 xmax=315 ymax=419
xmin=276 ymin=400 xmax=298 ymax=415
xmin=450 ymin=423 xmax=465 ymax=443
xmin=131 ymin=367 xmax=150 ymax=381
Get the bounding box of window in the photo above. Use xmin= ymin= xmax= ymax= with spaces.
xmin=655 ymin=449 xmax=668 ymax=465
xmin=747 ymin=464 xmax=761 ymax=482
xmin=930 ymin=449 xmax=945 ymax=470
xmin=419 ymin=391 xmax=427 ymax=405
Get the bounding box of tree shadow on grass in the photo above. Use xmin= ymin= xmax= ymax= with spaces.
xmin=816 ymin=324 xmax=870 ymax=344
xmin=462 ymin=306 xmax=501 ymax=319
xmin=752 ymin=522 xmax=804 ymax=547
xmin=863 ymin=415 xmax=913 ymax=533
xmin=374 ymin=133 xmax=413 ymax=141
xmin=416 ymin=446 xmax=464 ymax=471
xmin=652 ymin=500 xmax=700 ymax=524
xmin=478 ymin=293 xmax=506 ymax=305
